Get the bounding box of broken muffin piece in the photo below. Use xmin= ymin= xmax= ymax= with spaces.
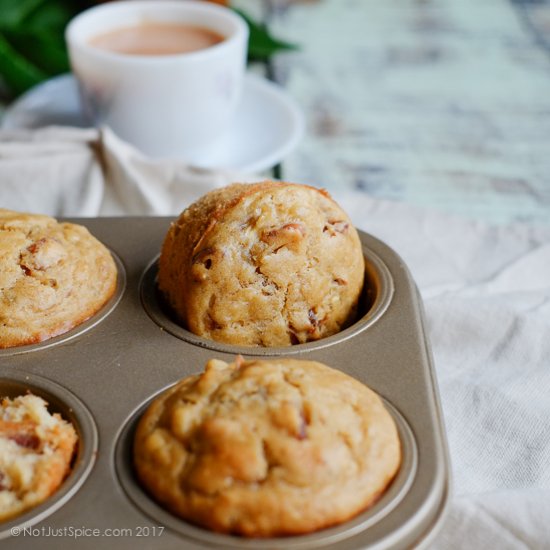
xmin=0 ymin=394 xmax=78 ymax=521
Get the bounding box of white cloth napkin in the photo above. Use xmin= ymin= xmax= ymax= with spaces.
xmin=339 ymin=194 xmax=550 ymax=548
xmin=0 ymin=126 xmax=255 ymax=216
xmin=1 ymin=130 xmax=549 ymax=547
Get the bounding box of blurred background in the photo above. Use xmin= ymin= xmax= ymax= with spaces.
xmin=0 ymin=0 xmax=549 ymax=223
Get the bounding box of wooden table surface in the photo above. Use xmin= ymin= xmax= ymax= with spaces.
xmin=246 ymin=0 xmax=550 ymax=225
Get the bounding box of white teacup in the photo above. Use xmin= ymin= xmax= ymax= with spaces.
xmin=66 ymin=0 xmax=248 ymax=160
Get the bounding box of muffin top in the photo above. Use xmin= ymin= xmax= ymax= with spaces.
xmin=134 ymin=357 xmax=401 ymax=537
xmin=0 ymin=209 xmax=117 ymax=348
xmin=0 ymin=394 xmax=78 ymax=521
xmin=158 ymin=181 xmax=365 ymax=346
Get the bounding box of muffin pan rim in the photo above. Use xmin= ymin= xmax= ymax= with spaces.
xmin=0 ymin=250 xmax=126 ymax=357
xmin=0 ymin=368 xmax=98 ymax=539
xmin=139 ymin=232 xmax=394 ymax=356
xmin=113 ymin=382 xmax=417 ymax=549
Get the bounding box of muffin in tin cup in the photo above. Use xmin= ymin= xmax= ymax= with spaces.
xmin=0 ymin=209 xmax=122 ymax=352
xmin=158 ymin=181 xmax=365 ymax=347
xmin=132 ymin=356 xmax=402 ymax=538
xmin=0 ymin=371 xmax=97 ymax=537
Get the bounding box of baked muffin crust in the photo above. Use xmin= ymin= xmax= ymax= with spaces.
xmin=134 ymin=357 xmax=401 ymax=537
xmin=158 ymin=181 xmax=365 ymax=346
xmin=0 ymin=209 xmax=117 ymax=348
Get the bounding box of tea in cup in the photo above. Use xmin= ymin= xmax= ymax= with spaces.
xmin=66 ymin=1 xmax=248 ymax=160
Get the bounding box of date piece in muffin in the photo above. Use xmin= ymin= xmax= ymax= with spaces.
xmin=134 ymin=357 xmax=401 ymax=537
xmin=158 ymin=181 xmax=365 ymax=346
xmin=0 ymin=394 xmax=78 ymax=521
xmin=0 ymin=209 xmax=117 ymax=348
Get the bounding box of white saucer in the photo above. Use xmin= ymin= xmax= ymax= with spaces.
xmin=2 ymin=73 xmax=304 ymax=173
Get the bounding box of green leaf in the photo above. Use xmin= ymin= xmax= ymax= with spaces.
xmin=2 ymin=29 xmax=69 ymax=75
xmin=23 ymin=1 xmax=79 ymax=33
xmin=232 ymin=7 xmax=299 ymax=61
xmin=0 ymin=0 xmax=48 ymax=28
xmin=0 ymin=32 xmax=47 ymax=96
xmin=0 ymin=0 xmax=81 ymax=98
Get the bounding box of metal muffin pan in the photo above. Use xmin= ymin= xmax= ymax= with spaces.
xmin=1 ymin=217 xmax=450 ymax=549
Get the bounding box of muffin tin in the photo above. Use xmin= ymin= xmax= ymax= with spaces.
xmin=0 ymin=217 xmax=450 ymax=549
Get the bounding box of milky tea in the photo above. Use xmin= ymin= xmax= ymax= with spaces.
xmin=89 ymin=22 xmax=225 ymax=56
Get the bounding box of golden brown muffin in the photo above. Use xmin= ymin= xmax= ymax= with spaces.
xmin=158 ymin=181 xmax=365 ymax=346
xmin=134 ymin=357 xmax=401 ymax=537
xmin=0 ymin=394 xmax=78 ymax=521
xmin=0 ymin=209 xmax=117 ymax=348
